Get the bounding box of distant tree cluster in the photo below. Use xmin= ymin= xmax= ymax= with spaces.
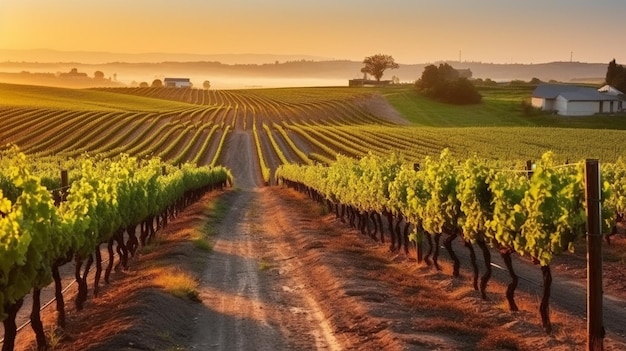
xmin=472 ymin=78 xmax=498 ymax=86
xmin=415 ymin=63 xmax=482 ymax=104
xmin=606 ymin=59 xmax=626 ymax=93
xmin=58 ymin=68 xmax=88 ymax=79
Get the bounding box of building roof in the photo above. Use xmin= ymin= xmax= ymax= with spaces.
xmin=533 ymin=84 xmax=621 ymax=101
xmin=598 ymin=85 xmax=624 ymax=95
xmin=558 ymin=90 xmax=620 ymax=102
xmin=532 ymin=84 xmax=588 ymax=99
xmin=164 ymin=78 xmax=190 ymax=82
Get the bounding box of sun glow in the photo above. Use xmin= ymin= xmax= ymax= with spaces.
xmin=1 ymin=0 xmax=624 ymax=64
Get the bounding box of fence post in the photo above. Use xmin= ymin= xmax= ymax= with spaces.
xmin=60 ymin=169 xmax=69 ymax=202
xmin=412 ymin=163 xmax=422 ymax=262
xmin=585 ymin=159 xmax=603 ymax=351
xmin=526 ymin=160 xmax=534 ymax=178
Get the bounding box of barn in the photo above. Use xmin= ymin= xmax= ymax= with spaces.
xmin=531 ymin=84 xmax=624 ymax=116
xmin=164 ymin=78 xmax=191 ymax=88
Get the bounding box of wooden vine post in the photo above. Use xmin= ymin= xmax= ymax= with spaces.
xmin=585 ymin=159 xmax=604 ymax=351
xmin=413 ymin=163 xmax=423 ymax=262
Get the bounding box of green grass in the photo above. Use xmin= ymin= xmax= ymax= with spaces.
xmin=0 ymin=82 xmax=194 ymax=112
xmin=378 ymin=86 xmax=534 ymax=126
xmin=379 ymin=85 xmax=626 ymax=130
xmin=189 ymin=199 xmax=229 ymax=251
xmin=192 ymin=238 xmax=213 ymax=252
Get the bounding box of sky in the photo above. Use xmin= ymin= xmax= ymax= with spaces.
xmin=1 ymin=0 xmax=625 ymax=64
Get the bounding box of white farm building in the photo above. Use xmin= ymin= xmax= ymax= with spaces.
xmin=531 ymin=84 xmax=624 ymax=116
xmin=164 ymin=78 xmax=191 ymax=88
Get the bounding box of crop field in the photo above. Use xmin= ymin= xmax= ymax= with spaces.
xmin=2 ymin=82 xmax=626 ymax=183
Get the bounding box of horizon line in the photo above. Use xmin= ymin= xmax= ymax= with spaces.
xmin=0 ymin=48 xmax=617 ymax=66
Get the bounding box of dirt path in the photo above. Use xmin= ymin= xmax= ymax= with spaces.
xmin=187 ymin=187 xmax=341 ymax=351
xmin=221 ymin=130 xmax=262 ymax=188
xmin=187 ymin=131 xmax=341 ymax=349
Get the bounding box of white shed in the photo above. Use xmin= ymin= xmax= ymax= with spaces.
xmin=164 ymin=78 xmax=191 ymax=88
xmin=531 ymin=84 xmax=623 ymax=116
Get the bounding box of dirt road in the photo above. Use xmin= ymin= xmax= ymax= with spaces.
xmin=186 ymin=131 xmax=341 ymax=350
xmin=187 ymin=187 xmax=341 ymax=351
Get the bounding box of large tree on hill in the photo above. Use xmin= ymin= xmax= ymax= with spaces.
xmin=362 ymin=54 xmax=399 ymax=81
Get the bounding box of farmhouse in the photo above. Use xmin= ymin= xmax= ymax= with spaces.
xmin=164 ymin=78 xmax=191 ymax=88
xmin=531 ymin=84 xmax=624 ymax=116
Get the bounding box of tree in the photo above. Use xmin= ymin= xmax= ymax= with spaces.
xmin=203 ymin=80 xmax=211 ymax=90
xmin=139 ymin=82 xmax=149 ymax=88
xmin=437 ymin=63 xmax=459 ymax=82
xmin=416 ymin=64 xmax=482 ymax=105
xmin=418 ymin=64 xmax=440 ymax=90
xmin=361 ymin=54 xmax=399 ymax=81
xmin=605 ymin=59 xmax=626 ymax=92
xmin=151 ymin=79 xmax=163 ymax=88
xmin=443 ymin=78 xmax=482 ymax=104
xmin=94 ymin=71 xmax=105 ymax=80
xmin=417 ymin=63 xmax=458 ymax=90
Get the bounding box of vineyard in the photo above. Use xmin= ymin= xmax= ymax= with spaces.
xmin=0 ymin=148 xmax=231 ymax=351
xmin=276 ymin=151 xmax=626 ymax=335
xmin=3 ymin=83 xmax=626 ymax=187
xmin=2 ymin=82 xmax=626 ymax=350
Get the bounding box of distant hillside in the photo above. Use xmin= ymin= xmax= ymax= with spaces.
xmin=0 ymin=56 xmax=611 ymax=89
xmin=448 ymin=61 xmax=607 ymax=83
xmin=0 ymin=49 xmax=332 ymax=65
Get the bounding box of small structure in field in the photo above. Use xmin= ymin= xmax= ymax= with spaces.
xmin=531 ymin=83 xmax=624 ymax=116
xmin=164 ymin=78 xmax=191 ymax=88
xmin=348 ymin=79 xmax=391 ymax=87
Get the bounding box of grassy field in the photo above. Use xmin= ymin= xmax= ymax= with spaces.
xmin=379 ymin=84 xmax=626 ymax=130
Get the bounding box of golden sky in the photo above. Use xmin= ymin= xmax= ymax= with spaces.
xmin=1 ymin=0 xmax=625 ymax=64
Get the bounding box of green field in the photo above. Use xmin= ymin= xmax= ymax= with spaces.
xmin=1 ymin=82 xmax=626 ymax=171
xmin=381 ymin=85 xmax=626 ymax=130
